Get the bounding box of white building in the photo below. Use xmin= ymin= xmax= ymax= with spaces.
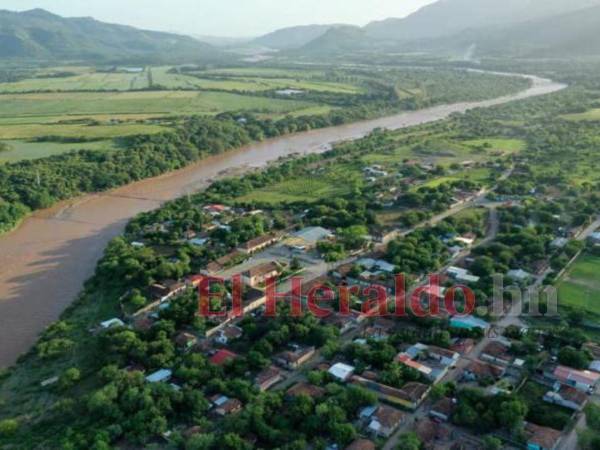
xmin=328 ymin=363 xmax=355 ymax=382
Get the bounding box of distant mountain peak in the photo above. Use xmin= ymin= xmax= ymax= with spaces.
xmin=21 ymin=8 xmax=60 ymax=18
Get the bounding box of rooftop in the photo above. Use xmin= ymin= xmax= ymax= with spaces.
xmin=328 ymin=363 xmax=355 ymax=381
xmin=525 ymin=422 xmax=562 ymax=449
xmin=209 ymin=349 xmax=238 ymax=366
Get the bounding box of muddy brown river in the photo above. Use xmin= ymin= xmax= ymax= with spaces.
xmin=0 ymin=74 xmax=565 ymax=367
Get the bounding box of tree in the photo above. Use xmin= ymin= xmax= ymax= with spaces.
xmin=396 ymin=432 xmax=421 ymax=450
xmin=483 ymin=436 xmax=502 ymax=450
xmin=558 ymin=346 xmax=591 ymax=370
xmin=186 ymin=433 xmax=216 ymax=450
xmin=0 ymin=419 xmax=18 ymax=437
xmin=59 ymin=367 xmax=81 ymax=390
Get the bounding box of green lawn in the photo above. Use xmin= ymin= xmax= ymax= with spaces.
xmin=557 ymin=254 xmax=600 ymax=315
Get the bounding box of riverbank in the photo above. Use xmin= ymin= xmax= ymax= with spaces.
xmin=0 ymin=73 xmax=566 ymax=367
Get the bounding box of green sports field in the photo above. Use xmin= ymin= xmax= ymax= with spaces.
xmin=557 ymin=254 xmax=600 ymax=315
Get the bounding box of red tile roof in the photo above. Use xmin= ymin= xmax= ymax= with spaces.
xmin=209 ymin=349 xmax=238 ymax=366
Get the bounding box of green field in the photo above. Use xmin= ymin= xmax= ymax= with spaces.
xmin=237 ymin=163 xmax=364 ymax=204
xmin=462 ymin=138 xmax=526 ymax=154
xmin=0 ymin=139 xmax=120 ymax=163
xmin=0 ymin=90 xmax=315 ymax=118
xmin=558 ymin=254 xmax=600 ymax=315
xmin=151 ymin=67 xmax=363 ymax=94
xmin=0 ymin=70 xmax=150 ymax=92
xmin=0 ymin=123 xmax=166 ymax=140
xmin=562 ymin=108 xmax=600 ymax=122
xmin=420 ymin=167 xmax=493 ymax=188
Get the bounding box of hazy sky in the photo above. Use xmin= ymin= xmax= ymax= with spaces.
xmin=0 ymin=0 xmax=437 ymax=37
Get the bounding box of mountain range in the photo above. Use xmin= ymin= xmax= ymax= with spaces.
xmin=258 ymin=0 xmax=600 ymax=59
xmin=0 ymin=8 xmax=225 ymax=63
xmin=1 ymin=0 xmax=600 ymax=63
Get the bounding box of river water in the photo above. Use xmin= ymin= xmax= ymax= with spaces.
xmin=0 ymin=74 xmax=566 ymax=367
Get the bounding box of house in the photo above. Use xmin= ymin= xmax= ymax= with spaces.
xmin=525 ymin=422 xmax=562 ymax=450
xmin=214 ymin=325 xmax=243 ymax=345
xmin=550 ymin=237 xmax=569 ymax=249
xmin=450 ymin=338 xmax=475 ymax=355
xmin=189 ymin=237 xmax=209 ymax=247
xmin=322 ymin=312 xmax=358 ymax=334
xmin=415 ymin=418 xmax=451 ymax=448
xmin=286 ymin=227 xmax=334 ymax=251
xmin=133 ymin=313 xmax=154 ymax=332
xmin=366 ymin=404 xmax=405 ymax=438
xmin=274 ymin=346 xmax=316 ymax=369
xmin=209 ymin=349 xmax=238 ymax=366
xmin=446 ymin=266 xmax=480 ymax=284
xmin=507 ymin=269 xmax=532 ymax=283
xmin=588 ymin=232 xmax=600 ymax=245
xmin=211 ymin=395 xmax=242 ymax=416
xmin=146 ymin=369 xmax=172 ymax=383
xmin=203 ymin=204 xmax=230 ymax=216
xmin=590 ymin=360 xmax=600 ymax=373
xmin=481 ymin=341 xmax=513 ymax=366
xmin=450 ymin=315 xmax=490 ymax=332
xmin=544 ymin=385 xmax=588 ymax=411
xmin=396 ymin=343 xmax=458 ymax=382
xmin=328 ymin=363 xmax=355 ymax=382
xmin=351 ymin=376 xmax=429 ymax=410
xmin=203 ymin=251 xmax=244 ymax=275
xmin=345 ymin=439 xmax=376 ymax=450
xmin=396 ymin=353 xmax=433 ymax=378
xmin=363 ymin=166 xmax=389 ymax=178
xmin=426 ymin=345 xmax=460 ymax=367
xmin=255 ymin=366 xmax=283 ymax=391
xmin=455 ymin=233 xmax=477 ymax=246
xmin=175 ymin=332 xmax=197 ymax=350
xmin=355 ymin=257 xmax=396 ymax=274
xmin=553 ymin=365 xmax=600 ymax=393
xmin=242 ymin=262 xmax=281 ymax=287
xmin=429 ymin=397 xmax=456 ymax=422
xmin=238 ymin=233 xmax=282 ymax=254
xmin=462 ymin=360 xmax=506 ymax=382
xmin=149 ymin=280 xmax=186 ymax=302
xmin=286 ymin=382 xmax=326 ymax=398
xmin=100 ymin=318 xmax=125 ymax=329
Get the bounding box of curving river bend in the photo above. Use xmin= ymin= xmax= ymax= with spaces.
xmin=0 ymin=73 xmax=566 ymax=367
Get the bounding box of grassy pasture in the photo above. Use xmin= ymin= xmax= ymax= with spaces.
xmin=562 ymin=108 xmax=600 ymax=122
xmin=151 ymin=67 xmax=363 ymax=94
xmin=0 ymin=123 xmax=165 ymax=140
xmin=236 ymin=163 xmax=364 ymax=204
xmin=0 ymin=91 xmax=315 ymax=118
xmin=462 ymin=138 xmax=526 ymax=154
xmin=0 ymin=139 xmax=119 ymax=163
xmin=557 ymin=254 xmax=600 ymax=315
xmin=0 ymin=71 xmax=150 ymax=92
xmin=420 ymin=167 xmax=493 ymax=189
